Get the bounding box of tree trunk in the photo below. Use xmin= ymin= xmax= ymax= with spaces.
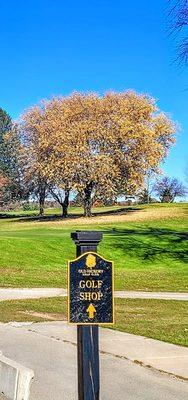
xmin=39 ymin=201 xmax=44 ymax=216
xmin=49 ymin=186 xmax=70 ymax=218
xmin=62 ymin=188 xmax=70 ymax=218
xmin=84 ymin=183 xmax=93 ymax=217
xmin=39 ymin=186 xmax=46 ymax=216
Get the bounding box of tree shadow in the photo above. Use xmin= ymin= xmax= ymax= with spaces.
xmin=0 ymin=213 xmax=37 ymax=219
xmin=1 ymin=207 xmax=140 ymax=223
xmin=102 ymin=227 xmax=188 ymax=263
xmin=92 ymin=207 xmax=141 ymax=216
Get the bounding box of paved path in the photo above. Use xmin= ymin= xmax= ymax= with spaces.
xmin=0 ymin=288 xmax=65 ymax=301
xmin=114 ymin=291 xmax=188 ymax=301
xmin=0 ymin=321 xmax=188 ymax=400
xmin=0 ymin=288 xmax=188 ymax=301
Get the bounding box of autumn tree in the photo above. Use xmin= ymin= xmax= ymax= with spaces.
xmin=97 ymin=92 xmax=175 ymax=210
xmin=20 ymin=94 xmax=117 ymax=217
xmin=20 ymin=101 xmax=73 ymax=217
xmin=20 ymin=91 xmax=176 ymax=217
xmin=19 ymin=106 xmax=49 ymax=215
xmin=46 ymin=92 xmax=175 ymax=217
xmin=154 ymin=176 xmax=187 ymax=202
xmin=43 ymin=93 xmax=119 ymax=217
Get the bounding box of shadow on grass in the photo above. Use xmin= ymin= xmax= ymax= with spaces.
xmin=103 ymin=227 xmax=188 ymax=263
xmin=0 ymin=212 xmax=38 ymax=219
xmin=0 ymin=207 xmax=141 ymax=223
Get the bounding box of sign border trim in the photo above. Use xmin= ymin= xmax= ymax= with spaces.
xmin=67 ymin=251 xmax=115 ymax=325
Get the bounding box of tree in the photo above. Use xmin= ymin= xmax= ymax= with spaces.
xmin=32 ymin=175 xmax=48 ymax=216
xmin=47 ymin=186 xmax=70 ymax=218
xmin=137 ymin=171 xmax=156 ymax=204
xmin=46 ymin=93 xmax=119 ymax=217
xmin=0 ymin=116 xmax=33 ymax=209
xmin=20 ymin=100 xmax=75 ymax=217
xmin=98 ymin=92 xmax=176 ymax=210
xmin=1 ymin=124 xmax=32 ymax=206
xmin=62 ymin=92 xmax=175 ymax=216
xmin=137 ymin=188 xmax=152 ymax=204
xmin=0 ymin=109 xmax=26 ymax=207
xmin=0 ymin=108 xmax=12 ymax=174
xmin=154 ymin=176 xmax=187 ymax=202
xmin=20 ymin=91 xmax=176 ymax=217
xmin=20 ymin=94 xmax=116 ymax=217
xmin=168 ymin=0 xmax=188 ymax=64
xmin=0 ymin=174 xmax=9 ymax=208
xmin=0 ymin=108 xmax=12 ymax=138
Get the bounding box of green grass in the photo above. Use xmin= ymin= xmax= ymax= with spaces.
xmin=114 ymin=298 xmax=188 ymax=347
xmin=0 ymin=297 xmax=67 ymax=323
xmin=0 ymin=203 xmax=187 ymax=291
xmin=0 ymin=297 xmax=187 ymax=347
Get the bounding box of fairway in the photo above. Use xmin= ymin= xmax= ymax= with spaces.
xmin=0 ymin=203 xmax=187 ymax=292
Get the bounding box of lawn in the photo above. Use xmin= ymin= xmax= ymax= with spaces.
xmin=0 ymin=203 xmax=187 ymax=291
xmin=0 ymin=296 xmax=187 ymax=347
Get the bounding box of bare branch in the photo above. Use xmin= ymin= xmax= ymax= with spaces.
xmin=168 ymin=0 xmax=188 ymax=64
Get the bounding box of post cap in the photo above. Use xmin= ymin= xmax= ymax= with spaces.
xmin=71 ymin=231 xmax=103 ymax=246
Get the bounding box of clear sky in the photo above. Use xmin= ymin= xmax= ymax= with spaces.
xmin=0 ymin=0 xmax=187 ymax=186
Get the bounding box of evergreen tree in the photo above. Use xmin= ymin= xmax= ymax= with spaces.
xmin=0 ymin=108 xmax=12 ymax=174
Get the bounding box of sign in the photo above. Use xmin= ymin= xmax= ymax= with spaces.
xmin=68 ymin=252 xmax=114 ymax=325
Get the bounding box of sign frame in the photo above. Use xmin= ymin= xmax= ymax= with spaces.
xmin=67 ymin=251 xmax=115 ymax=325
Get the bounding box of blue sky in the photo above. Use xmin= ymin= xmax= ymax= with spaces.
xmin=0 ymin=0 xmax=187 ymax=186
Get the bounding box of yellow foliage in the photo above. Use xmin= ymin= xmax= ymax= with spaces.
xmin=20 ymin=91 xmax=176 ymax=209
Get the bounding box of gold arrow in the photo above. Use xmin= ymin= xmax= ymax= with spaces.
xmin=87 ymin=303 xmax=96 ymax=319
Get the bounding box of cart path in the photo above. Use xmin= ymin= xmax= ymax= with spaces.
xmin=0 ymin=321 xmax=188 ymax=399
xmin=114 ymin=290 xmax=188 ymax=301
xmin=0 ymin=288 xmax=188 ymax=301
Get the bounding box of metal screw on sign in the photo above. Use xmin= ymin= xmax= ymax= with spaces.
xmin=69 ymin=231 xmax=114 ymax=400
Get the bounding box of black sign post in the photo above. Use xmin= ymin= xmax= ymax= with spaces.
xmin=70 ymin=231 xmax=114 ymax=400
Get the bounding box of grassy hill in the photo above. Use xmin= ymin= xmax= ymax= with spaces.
xmin=0 ymin=203 xmax=187 ymax=292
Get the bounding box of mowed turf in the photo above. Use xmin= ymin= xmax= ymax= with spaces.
xmin=0 ymin=203 xmax=187 ymax=291
xmin=0 ymin=297 xmax=187 ymax=347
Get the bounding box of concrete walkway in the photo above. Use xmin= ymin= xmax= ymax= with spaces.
xmin=0 ymin=288 xmax=188 ymax=301
xmin=0 ymin=288 xmax=64 ymax=302
xmin=23 ymin=321 xmax=188 ymax=380
xmin=0 ymin=321 xmax=188 ymax=400
xmin=114 ymin=291 xmax=188 ymax=301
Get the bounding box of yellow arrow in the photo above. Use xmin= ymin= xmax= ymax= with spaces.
xmin=87 ymin=303 xmax=96 ymax=319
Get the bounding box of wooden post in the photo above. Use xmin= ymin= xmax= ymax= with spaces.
xmin=71 ymin=231 xmax=103 ymax=400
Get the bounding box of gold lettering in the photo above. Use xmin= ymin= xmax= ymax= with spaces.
xmin=85 ymin=292 xmax=92 ymax=300
xmin=98 ymin=292 xmax=103 ymax=300
xmin=79 ymin=280 xmax=103 ymax=289
xmin=79 ymin=291 xmax=103 ymax=301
